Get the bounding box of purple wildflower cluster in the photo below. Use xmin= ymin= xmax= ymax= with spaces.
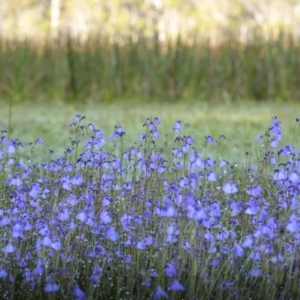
xmin=0 ymin=115 xmax=300 ymax=299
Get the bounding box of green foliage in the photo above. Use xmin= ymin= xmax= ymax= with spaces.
xmin=0 ymin=32 xmax=300 ymax=102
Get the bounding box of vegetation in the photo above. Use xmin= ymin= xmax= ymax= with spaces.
xmin=1 ymin=2 xmax=300 ymax=299
xmin=0 ymin=100 xmax=298 ymax=161
xmin=0 ymin=113 xmax=299 ymax=299
xmin=1 ymin=31 xmax=300 ymax=102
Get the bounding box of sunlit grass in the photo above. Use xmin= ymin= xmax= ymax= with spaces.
xmin=0 ymin=100 xmax=298 ymax=163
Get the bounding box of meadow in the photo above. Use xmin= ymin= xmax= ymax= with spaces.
xmin=1 ymin=31 xmax=300 ymax=299
xmin=0 ymin=100 xmax=299 ymax=299
xmin=0 ymin=100 xmax=298 ymax=161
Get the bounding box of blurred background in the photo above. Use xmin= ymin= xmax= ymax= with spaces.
xmin=0 ymin=0 xmax=300 ymax=160
xmin=2 ymin=0 xmax=300 ymax=42
xmin=1 ymin=0 xmax=300 ymax=103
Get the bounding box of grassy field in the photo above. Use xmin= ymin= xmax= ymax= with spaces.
xmin=0 ymin=100 xmax=298 ymax=163
xmin=1 ymin=99 xmax=300 ymax=299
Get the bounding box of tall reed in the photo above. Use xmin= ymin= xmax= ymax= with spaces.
xmin=0 ymin=31 xmax=299 ymax=102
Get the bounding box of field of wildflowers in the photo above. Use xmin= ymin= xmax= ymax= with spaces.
xmin=0 ymin=114 xmax=300 ymax=299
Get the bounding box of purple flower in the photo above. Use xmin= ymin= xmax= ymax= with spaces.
xmin=71 ymin=174 xmax=84 ymax=186
xmin=222 ymin=181 xmax=238 ymax=194
xmin=209 ymin=201 xmax=221 ymax=218
xmin=219 ymin=159 xmax=228 ymax=167
xmin=32 ymin=265 xmax=43 ymax=276
xmin=269 ymin=137 xmax=279 ymax=147
xmin=187 ymin=205 xmax=207 ymax=221
xmin=109 ymin=126 xmax=125 ymax=139
xmin=90 ymin=271 xmax=100 ymax=283
xmin=270 ymin=253 xmax=284 ymax=263
xmin=273 ymin=169 xmax=287 ymax=181
xmin=140 ymin=134 xmax=147 ymax=141
xmin=90 ymin=264 xmax=102 ymax=282
xmin=100 ymin=210 xmax=112 ymax=224
xmin=73 ymin=114 xmax=82 ymax=122
xmin=203 ymin=157 xmax=215 ymax=167
xmin=181 ymin=144 xmax=190 ymax=154
xmin=88 ymin=123 xmax=96 ymax=131
xmin=62 ymin=180 xmax=72 ymax=191
xmin=205 ymin=135 xmax=214 ymax=143
xmin=204 ymin=230 xmax=214 ymax=242
xmin=172 ymin=147 xmax=182 ymax=158
xmin=152 ymin=129 xmax=160 ymax=138
xmin=220 ymin=281 xmax=234 ymax=291
xmin=76 ymin=211 xmax=87 ymax=222
xmin=136 ymin=240 xmax=145 ymax=250
xmin=246 ymin=185 xmax=262 ymax=197
xmin=287 ymin=215 xmax=300 ymax=233
xmin=44 ymin=282 xmax=59 ymax=293
xmin=153 ymin=286 xmax=169 ymax=300
xmin=9 ymin=176 xmax=22 ymax=186
xmin=169 ymin=279 xmax=185 ymax=291
xmin=67 ymin=195 xmax=78 ymax=206
xmin=0 ymin=216 xmax=10 ymax=226
xmin=173 ymin=120 xmax=182 ymax=133
xmin=242 ymin=235 xmax=255 ymax=248
xmin=207 ymin=171 xmax=217 ymax=182
xmin=51 ymin=240 xmax=61 ymax=251
xmin=229 ymin=200 xmax=243 ymax=216
xmin=12 ymin=223 xmax=24 ymax=239
xmin=57 ymin=208 xmax=70 ymax=221
xmin=39 ymin=225 xmax=50 ymax=236
xmin=250 ymin=266 xmax=262 ymax=277
xmin=165 ymin=262 xmax=177 ymax=277
xmin=73 ymin=285 xmax=86 ymax=300
xmin=106 ymin=226 xmax=118 ymax=241
xmin=156 ymin=205 xmax=176 ymax=218
xmin=185 ymin=136 xmax=193 ymax=145
xmin=270 ymin=116 xmax=282 ymax=140
xmin=210 ymin=257 xmax=220 ymax=266
xmin=278 ymin=145 xmax=293 ymax=156
xmin=0 ymin=269 xmax=7 ymax=278
xmin=29 ymin=183 xmax=41 ymax=198
xmin=270 ymin=156 xmax=276 ymax=164
xmin=245 ymin=199 xmax=260 ymax=215
xmin=216 ymin=229 xmax=230 ymax=241
xmin=150 ymin=269 xmax=159 ymax=277
xmin=35 ymin=138 xmax=45 ymax=145
xmin=144 ymin=235 xmax=153 ymax=246
xmin=249 ymin=251 xmax=262 ymax=261
xmin=232 ymin=242 xmax=244 ymax=257
xmin=42 ymin=236 xmax=52 ymax=247
xmin=255 ymin=135 xmax=263 ymax=142
xmin=3 ymin=243 xmax=14 ymax=253
xmin=289 ymin=171 xmax=299 ymax=183
xmin=154 ymin=117 xmax=161 ymax=125
xmin=7 ymin=141 xmax=16 ymax=153
xmin=141 ymin=279 xmax=152 ymax=287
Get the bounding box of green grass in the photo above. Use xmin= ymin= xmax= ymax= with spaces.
xmin=0 ymin=100 xmax=298 ymax=164
xmin=1 ymin=32 xmax=300 ymax=102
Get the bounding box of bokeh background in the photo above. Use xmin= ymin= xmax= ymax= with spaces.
xmin=0 ymin=0 xmax=300 ymax=160
xmin=2 ymin=0 xmax=300 ymax=41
